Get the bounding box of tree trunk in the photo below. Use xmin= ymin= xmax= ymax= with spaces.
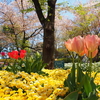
xmin=43 ymin=22 xmax=55 ymax=69
xmin=32 ymin=0 xmax=57 ymax=69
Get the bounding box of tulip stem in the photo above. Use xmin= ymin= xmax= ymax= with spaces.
xmin=71 ymin=52 xmax=75 ymax=84
xmin=71 ymin=52 xmax=75 ymax=64
xmin=89 ymin=52 xmax=92 ymax=77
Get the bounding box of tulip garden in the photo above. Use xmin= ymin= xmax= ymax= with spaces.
xmin=0 ymin=35 xmax=100 ymax=100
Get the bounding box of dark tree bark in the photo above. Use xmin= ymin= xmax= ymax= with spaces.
xmin=32 ymin=0 xmax=57 ymax=69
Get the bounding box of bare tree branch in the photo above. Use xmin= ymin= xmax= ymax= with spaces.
xmin=25 ymin=27 xmax=43 ymax=40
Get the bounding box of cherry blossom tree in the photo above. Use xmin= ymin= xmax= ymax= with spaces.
xmin=0 ymin=0 xmax=73 ymax=69
xmin=0 ymin=0 xmax=42 ymax=51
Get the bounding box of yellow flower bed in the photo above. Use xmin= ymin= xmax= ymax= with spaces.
xmin=0 ymin=69 xmax=100 ymax=100
xmin=0 ymin=69 xmax=70 ymax=100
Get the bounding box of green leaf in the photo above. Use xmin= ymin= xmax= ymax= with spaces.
xmin=83 ymin=94 xmax=98 ymax=100
xmin=71 ymin=63 xmax=75 ymax=85
xmin=64 ymin=63 xmax=76 ymax=92
xmin=64 ymin=74 xmax=75 ymax=92
xmin=77 ymin=65 xmax=85 ymax=84
xmin=83 ymin=75 xmax=92 ymax=96
xmin=64 ymin=91 xmax=78 ymax=100
xmin=90 ymin=78 xmax=96 ymax=91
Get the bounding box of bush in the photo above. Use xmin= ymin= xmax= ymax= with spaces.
xmin=56 ymin=57 xmax=78 ymax=63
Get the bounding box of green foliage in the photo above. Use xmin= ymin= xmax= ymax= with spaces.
xmin=3 ymin=25 xmax=14 ymax=33
xmin=57 ymin=1 xmax=68 ymax=6
xmin=64 ymin=64 xmax=76 ymax=91
xmin=39 ymin=0 xmax=47 ymax=13
xmin=5 ymin=60 xmax=21 ymax=74
xmin=64 ymin=63 xmax=99 ymax=100
xmin=20 ymin=52 xmax=47 ymax=74
xmin=94 ymin=3 xmax=100 ymax=8
xmin=74 ymin=5 xmax=87 ymax=15
xmin=66 ymin=4 xmax=97 ymax=38
xmin=2 ymin=52 xmax=47 ymax=75
xmin=64 ymin=91 xmax=78 ymax=100
xmin=39 ymin=0 xmax=47 ymax=6
xmin=0 ymin=59 xmax=16 ymax=63
xmin=20 ymin=8 xmax=35 ymax=13
xmin=56 ymin=57 xmax=78 ymax=63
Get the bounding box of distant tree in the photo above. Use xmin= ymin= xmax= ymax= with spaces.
xmin=0 ymin=0 xmax=43 ymax=51
xmin=65 ymin=2 xmax=100 ymax=38
xmin=0 ymin=27 xmax=13 ymax=52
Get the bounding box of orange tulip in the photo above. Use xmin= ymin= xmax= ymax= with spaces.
xmin=65 ymin=39 xmax=73 ymax=51
xmin=84 ymin=35 xmax=99 ymax=52
xmin=85 ymin=49 xmax=98 ymax=58
xmin=79 ymin=44 xmax=98 ymax=58
xmin=79 ymin=46 xmax=86 ymax=56
xmin=71 ymin=36 xmax=85 ymax=54
xmin=65 ymin=36 xmax=85 ymax=54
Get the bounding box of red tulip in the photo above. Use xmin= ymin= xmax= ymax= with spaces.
xmin=8 ymin=50 xmax=26 ymax=59
xmin=19 ymin=50 xmax=26 ymax=59
xmin=0 ymin=52 xmax=6 ymax=56
xmin=8 ymin=51 xmax=19 ymax=59
xmin=84 ymin=35 xmax=99 ymax=52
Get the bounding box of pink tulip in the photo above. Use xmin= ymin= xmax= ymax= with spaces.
xmin=71 ymin=36 xmax=85 ymax=54
xmin=65 ymin=36 xmax=85 ymax=55
xmin=84 ymin=35 xmax=99 ymax=52
xmin=65 ymin=39 xmax=73 ymax=51
xmin=72 ymin=36 xmax=84 ymax=53
xmin=85 ymin=49 xmax=98 ymax=58
xmin=79 ymin=46 xmax=87 ymax=56
xmin=65 ymin=35 xmax=99 ymax=58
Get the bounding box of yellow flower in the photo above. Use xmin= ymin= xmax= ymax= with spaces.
xmin=0 ymin=68 xmax=100 ymax=99
xmin=0 ymin=98 xmax=5 ymax=100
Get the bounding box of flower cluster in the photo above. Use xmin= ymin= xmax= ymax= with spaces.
xmin=0 ymin=52 xmax=6 ymax=56
xmin=8 ymin=50 xmax=26 ymax=59
xmin=0 ymin=69 xmax=70 ymax=100
xmin=0 ymin=69 xmax=100 ymax=100
xmin=65 ymin=35 xmax=100 ymax=58
xmin=64 ymin=35 xmax=100 ymax=99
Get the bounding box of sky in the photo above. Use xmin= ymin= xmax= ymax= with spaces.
xmin=57 ymin=0 xmax=88 ymax=5
xmin=57 ymin=0 xmax=88 ymax=19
